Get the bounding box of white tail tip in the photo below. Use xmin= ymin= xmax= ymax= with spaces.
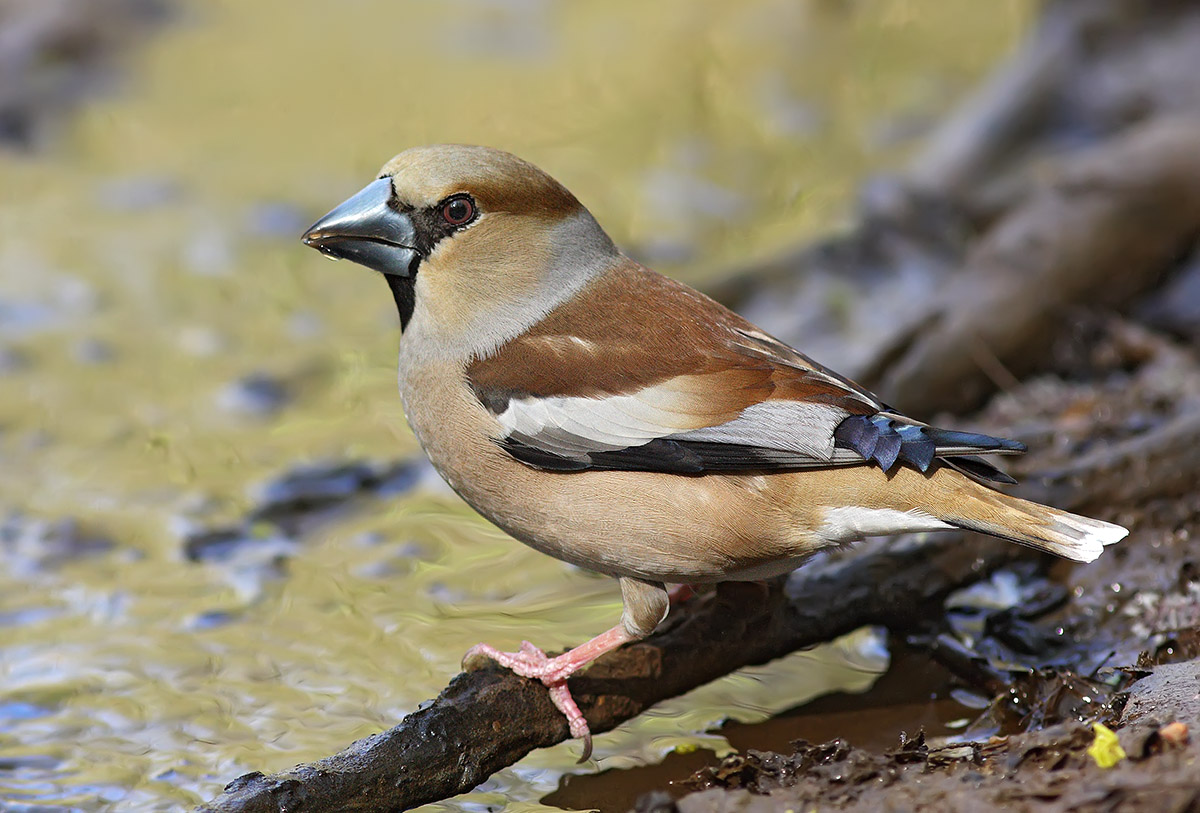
xmin=1046 ymin=512 xmax=1129 ymax=563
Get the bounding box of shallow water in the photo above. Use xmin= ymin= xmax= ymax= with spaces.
xmin=0 ymin=1 xmax=1031 ymax=809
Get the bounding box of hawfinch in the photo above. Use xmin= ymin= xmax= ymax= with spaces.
xmin=302 ymin=145 xmax=1127 ymax=759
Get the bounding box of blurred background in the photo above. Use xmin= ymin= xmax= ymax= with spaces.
xmin=0 ymin=1 xmax=1045 ymax=810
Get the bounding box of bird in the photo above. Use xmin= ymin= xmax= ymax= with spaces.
xmin=301 ymin=144 xmax=1127 ymax=760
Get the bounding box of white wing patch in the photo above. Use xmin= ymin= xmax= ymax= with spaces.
xmin=672 ymin=401 xmax=843 ymax=460
xmin=495 ymin=385 xmax=850 ymax=463
xmin=497 ymin=390 xmax=715 ymax=457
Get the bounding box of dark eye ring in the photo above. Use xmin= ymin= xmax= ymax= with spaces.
xmin=441 ymin=195 xmax=475 ymax=227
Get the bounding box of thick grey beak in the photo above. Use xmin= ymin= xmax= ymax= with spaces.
xmin=301 ymin=178 xmax=419 ymax=277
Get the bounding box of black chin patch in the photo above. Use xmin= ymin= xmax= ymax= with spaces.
xmin=386 ymin=273 xmax=416 ymax=330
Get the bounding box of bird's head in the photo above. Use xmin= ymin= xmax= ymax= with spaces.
xmin=302 ymin=145 xmax=618 ymax=350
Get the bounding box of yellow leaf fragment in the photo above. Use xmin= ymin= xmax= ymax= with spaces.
xmin=1087 ymin=723 xmax=1126 ymax=769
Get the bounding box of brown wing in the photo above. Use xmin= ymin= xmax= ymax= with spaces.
xmin=467 ymin=260 xmax=880 ymax=412
xmin=468 ymin=259 xmax=1021 ymax=478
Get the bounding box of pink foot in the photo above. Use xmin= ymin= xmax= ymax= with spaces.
xmin=463 ymin=624 xmax=636 ymax=763
xmin=464 ymin=640 xmax=594 ymax=761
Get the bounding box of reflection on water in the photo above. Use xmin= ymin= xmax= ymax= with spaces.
xmin=0 ymin=1 xmax=1031 ymax=809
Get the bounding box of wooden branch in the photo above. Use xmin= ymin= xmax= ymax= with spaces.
xmin=196 ymin=542 xmax=1021 ymax=813
xmin=863 ymin=117 xmax=1200 ymax=415
xmin=194 ymin=422 xmax=1157 ymax=813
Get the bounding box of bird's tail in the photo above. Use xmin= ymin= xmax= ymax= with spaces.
xmin=933 ymin=476 xmax=1127 ymax=563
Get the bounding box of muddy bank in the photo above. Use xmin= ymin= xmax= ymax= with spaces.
xmin=659 ymin=704 xmax=1199 ymax=813
xmin=653 ymin=659 xmax=1200 ymax=813
xmin=647 ymin=543 xmax=1200 ymax=812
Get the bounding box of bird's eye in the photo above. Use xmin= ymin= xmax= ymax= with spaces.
xmin=441 ymin=196 xmax=475 ymax=227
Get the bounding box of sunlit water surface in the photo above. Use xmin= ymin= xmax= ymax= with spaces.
xmin=0 ymin=1 xmax=1031 ymax=809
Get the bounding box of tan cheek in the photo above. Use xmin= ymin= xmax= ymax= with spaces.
xmin=418 ymin=215 xmax=551 ymax=329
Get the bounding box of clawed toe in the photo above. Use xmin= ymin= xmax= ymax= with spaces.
xmin=464 ymin=640 xmax=594 ymax=761
xmin=547 ymin=681 xmax=593 ymax=762
xmin=462 ymin=626 xmax=634 ymax=762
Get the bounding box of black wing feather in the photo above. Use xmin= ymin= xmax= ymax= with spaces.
xmin=502 ymin=437 xmax=833 ymax=475
xmin=502 ymin=413 xmax=1025 ymax=484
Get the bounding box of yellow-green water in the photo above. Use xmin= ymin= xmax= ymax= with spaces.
xmin=0 ymin=1 xmax=1031 ymax=809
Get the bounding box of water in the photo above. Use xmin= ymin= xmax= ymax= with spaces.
xmin=0 ymin=1 xmax=1032 ymax=809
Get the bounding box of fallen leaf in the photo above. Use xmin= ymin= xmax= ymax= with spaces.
xmin=1087 ymin=723 xmax=1127 ymax=769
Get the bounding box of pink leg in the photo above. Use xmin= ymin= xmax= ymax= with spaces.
xmin=463 ymin=624 xmax=635 ymax=762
